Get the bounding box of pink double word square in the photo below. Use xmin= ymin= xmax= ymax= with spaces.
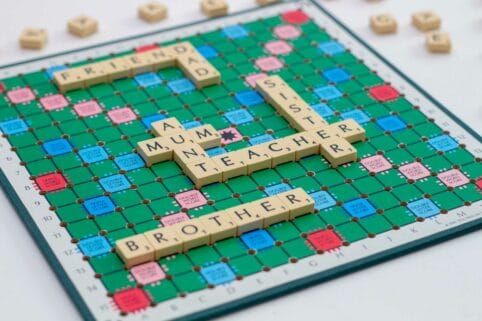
xmin=399 ymin=162 xmax=430 ymax=180
xmin=107 ymin=107 xmax=136 ymax=124
xmin=73 ymin=100 xmax=102 ymax=117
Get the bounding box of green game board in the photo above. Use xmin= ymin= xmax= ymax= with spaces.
xmin=0 ymin=1 xmax=481 ymax=320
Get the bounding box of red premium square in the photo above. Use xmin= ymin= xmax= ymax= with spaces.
xmin=307 ymin=229 xmax=342 ymax=251
xmin=35 ymin=173 xmax=67 ymax=192
xmin=369 ymin=84 xmax=399 ymax=102
xmin=113 ymin=288 xmax=150 ymax=313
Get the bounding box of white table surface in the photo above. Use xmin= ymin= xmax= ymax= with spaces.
xmin=0 ymin=1 xmax=481 ymax=321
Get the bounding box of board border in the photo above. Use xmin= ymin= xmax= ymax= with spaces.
xmin=0 ymin=1 xmax=480 ymax=321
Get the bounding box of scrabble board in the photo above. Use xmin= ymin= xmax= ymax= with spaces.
xmin=0 ymin=1 xmax=481 ymax=320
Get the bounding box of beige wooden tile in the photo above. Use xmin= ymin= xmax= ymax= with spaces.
xmin=68 ymin=15 xmax=98 ymax=38
xmin=116 ymin=234 xmax=155 ymax=268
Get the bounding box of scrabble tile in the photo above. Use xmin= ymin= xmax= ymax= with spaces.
xmin=241 ymin=230 xmax=274 ymax=251
xmin=318 ymin=40 xmax=345 ymax=56
xmin=264 ymin=40 xmax=292 ymax=55
xmin=308 ymin=127 xmax=340 ymax=149
xmin=78 ymin=236 xmax=111 ymax=257
xmin=255 ymin=56 xmax=284 ymax=72
xmin=19 ymin=28 xmax=48 ymax=50
xmin=261 ymin=139 xmax=295 ymax=167
xmin=40 ymin=94 xmax=69 ymax=111
xmin=171 ymin=220 xmax=210 ymax=251
xmin=97 ymin=58 xmax=131 ymax=82
xmin=151 ymin=117 xmax=185 ymax=136
xmin=144 ymin=227 xmax=183 ymax=259
xmin=428 ymin=135 xmax=458 ymax=152
xmin=200 ymin=263 xmax=235 ymax=285
xmin=369 ymin=84 xmax=399 ymax=102
xmin=360 ymin=155 xmax=392 ymax=173
xmin=176 ymin=54 xmax=221 ymax=88
xmin=274 ymin=25 xmax=301 ymax=40
xmin=222 ymin=25 xmax=248 ymax=39
xmin=123 ymin=54 xmax=154 ymax=76
xmin=226 ymin=204 xmax=263 ymax=235
xmin=134 ymin=72 xmax=162 ymax=87
xmin=284 ymin=133 xmax=320 ymax=160
xmin=163 ymin=132 xmax=195 ymax=148
xmin=199 ymin=211 xmax=237 ymax=243
xmin=68 ymin=15 xmax=98 ymax=38
xmin=160 ymin=212 xmax=190 ymax=226
xmin=314 ymin=85 xmax=343 ymax=100
xmin=323 ymin=68 xmax=350 ymax=83
xmin=341 ymin=109 xmax=370 ymax=124
xmin=218 ymin=127 xmax=243 ymax=144
xmin=412 ymin=11 xmax=441 ymax=32
xmin=114 ymin=153 xmax=145 ymax=171
xmin=77 ymin=63 xmax=108 ymax=87
xmin=211 ymin=153 xmax=247 ymax=181
xmin=131 ymin=262 xmax=166 ymax=285
xmin=184 ymin=159 xmax=222 ymax=188
xmin=6 ymin=87 xmax=35 ymax=104
xmin=107 ymin=107 xmax=137 ymax=124
xmin=116 ymin=234 xmax=155 ymax=268
xmin=289 ymin=111 xmax=328 ymax=132
xmin=370 ymin=14 xmax=397 ymax=34
xmin=343 ymin=198 xmax=376 ymax=218
xmin=329 ymin=119 xmax=366 ymax=143
xmin=174 ymin=143 xmax=208 ymax=168
xmin=307 ymin=230 xmax=342 ymax=251
xmin=187 ymin=124 xmax=221 ymax=149
xmin=78 ymin=146 xmax=108 ymax=163
xmin=276 ymin=188 xmax=315 ymax=219
xmin=310 ymin=191 xmax=336 ymax=210
xmin=137 ymin=137 xmax=173 ymax=166
xmin=407 ymin=199 xmax=439 ymax=218
xmin=376 ymin=115 xmax=406 ymax=132
xmin=264 ymin=183 xmax=291 ymax=196
xmin=138 ymin=1 xmax=168 ymax=23
xmin=251 ymin=196 xmax=289 ymax=227
xmin=83 ymin=196 xmax=115 ymax=216
xmin=437 ymin=169 xmax=469 ymax=188
xmin=201 ymin=0 xmax=228 ymax=18
xmin=224 ymin=109 xmax=254 ymax=125
xmin=73 ymin=100 xmax=102 ymax=117
xmin=320 ymin=138 xmax=357 ymax=167
xmin=52 ymin=68 xmax=85 ymax=92
xmin=236 ymin=145 xmax=271 ymax=174
xmin=426 ymin=31 xmax=451 ymax=53
xmin=138 ymin=48 xmax=176 ymax=70
xmin=0 ymin=119 xmax=28 ymax=135
xmin=113 ymin=288 xmax=150 ymax=313
xmin=175 ymin=190 xmax=207 ymax=209
xmin=99 ymin=174 xmax=131 ymax=193
xmin=399 ymin=162 xmax=430 ymax=180
xmin=43 ymin=138 xmax=72 ymax=156
xmin=35 ymin=173 xmax=67 ymax=192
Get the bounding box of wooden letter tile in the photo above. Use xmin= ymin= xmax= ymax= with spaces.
xmin=320 ymin=138 xmax=357 ymax=167
xmin=276 ymin=188 xmax=315 ymax=219
xmin=201 ymin=0 xmax=229 ymax=18
xmin=116 ymin=234 xmax=155 ymax=268
xmin=68 ymin=15 xmax=98 ymax=38
xmin=171 ymin=220 xmax=209 ymax=251
xmin=199 ymin=211 xmax=237 ymax=244
xmin=187 ymin=124 xmax=221 ymax=149
xmin=138 ymin=1 xmax=168 ymax=23
xmin=144 ymin=227 xmax=183 ymax=259
xmin=370 ymin=14 xmax=398 ymax=34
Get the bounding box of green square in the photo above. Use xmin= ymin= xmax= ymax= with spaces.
xmin=159 ymin=254 xmax=192 ymax=275
xmin=230 ymin=255 xmax=262 ymax=276
xmin=431 ymin=191 xmax=463 ymax=210
xmin=56 ymin=204 xmax=86 ymax=223
xmin=318 ymin=206 xmax=351 ymax=226
xmin=336 ymin=222 xmax=367 ymax=243
xmin=173 ymin=272 xmax=206 ymax=293
xmin=329 ymin=184 xmax=359 ymax=201
xmin=95 ymin=213 xmax=126 ymax=232
xmin=377 ymin=169 xmax=405 ymax=187
xmin=102 ymin=270 xmax=135 ymax=292
xmin=188 ymin=246 xmax=220 ymax=267
xmin=67 ymin=219 xmax=99 ymax=239
xmin=392 ymin=184 xmax=422 ymax=202
xmin=123 ymin=205 xmax=153 ymax=224
xmin=359 ymin=215 xmax=391 ymax=234
xmin=215 ymin=238 xmax=247 ymax=258
xmin=293 ymin=214 xmax=325 ymax=233
xmin=353 ymin=176 xmax=384 ymax=194
xmin=369 ymin=191 xmax=399 ymax=210
xmin=150 ymin=197 xmax=180 ymax=216
xmin=256 ymin=246 xmax=288 ymax=268
xmin=111 ymin=190 xmax=142 ymax=208
xmin=283 ymin=238 xmax=314 ymax=259
xmin=147 ymin=280 xmax=179 ymax=303
xmin=90 ymin=253 xmax=124 ymax=275
xmin=64 ymin=167 xmax=92 ymax=185
xmin=268 ymin=221 xmax=300 ymax=242
xmin=383 ymin=207 xmax=416 ymax=226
